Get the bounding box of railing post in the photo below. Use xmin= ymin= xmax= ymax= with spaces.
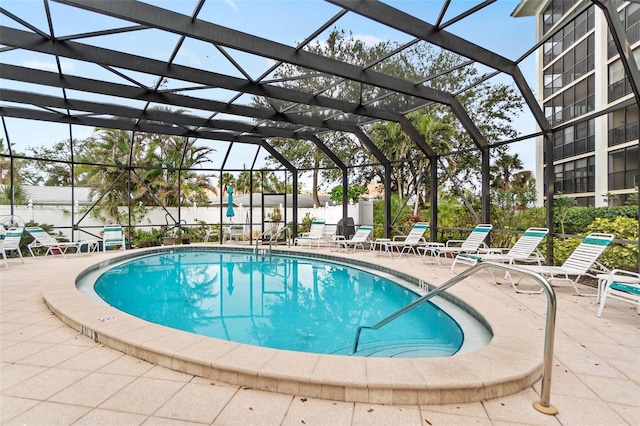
xmin=350 ymin=262 xmax=558 ymax=415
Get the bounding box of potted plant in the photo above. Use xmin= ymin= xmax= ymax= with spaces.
xmin=162 ymin=228 xmax=177 ymax=246
xmin=180 ymin=227 xmax=192 ymax=245
xmin=268 ymin=205 xmax=282 ymax=223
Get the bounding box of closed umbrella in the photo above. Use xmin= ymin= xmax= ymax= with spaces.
xmin=226 ymin=185 xmax=235 ymax=221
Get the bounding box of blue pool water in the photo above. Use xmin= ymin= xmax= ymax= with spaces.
xmin=93 ymin=250 xmax=467 ymax=357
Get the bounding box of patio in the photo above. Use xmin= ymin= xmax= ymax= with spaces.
xmin=1 ymin=246 xmax=638 ymax=425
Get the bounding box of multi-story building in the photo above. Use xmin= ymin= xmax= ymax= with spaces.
xmin=513 ymin=0 xmax=639 ymax=207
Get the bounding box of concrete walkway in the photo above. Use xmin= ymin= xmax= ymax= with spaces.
xmin=1 ymin=246 xmax=638 ymax=425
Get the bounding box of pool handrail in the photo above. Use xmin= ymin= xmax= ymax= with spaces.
xmin=255 ymin=225 xmax=291 ymax=257
xmin=351 ymin=261 xmax=558 ymax=415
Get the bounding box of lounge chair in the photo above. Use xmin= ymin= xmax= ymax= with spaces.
xmin=596 ymin=269 xmax=640 ymax=317
xmin=450 ymin=227 xmax=549 ymax=274
xmin=26 ymin=227 xmax=82 ymax=257
xmin=0 ymin=226 xmax=25 ymax=268
xmin=377 ymin=222 xmax=429 ymax=257
xmin=333 ymin=225 xmax=373 ymax=252
xmin=512 ymin=232 xmax=614 ymax=295
xmin=419 ymin=224 xmax=493 ymax=265
xmin=294 ymin=220 xmax=325 ymax=248
xmin=103 ymin=225 xmax=126 ymax=252
xmin=321 ymin=224 xmax=339 ymax=247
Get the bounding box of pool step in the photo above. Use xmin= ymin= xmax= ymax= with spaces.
xmin=333 ymin=339 xmax=457 ymax=358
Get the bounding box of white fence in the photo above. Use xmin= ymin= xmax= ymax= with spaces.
xmin=1 ymin=199 xmax=374 ymax=241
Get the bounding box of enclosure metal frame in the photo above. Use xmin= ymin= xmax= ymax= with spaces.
xmin=0 ymin=0 xmax=637 ymax=264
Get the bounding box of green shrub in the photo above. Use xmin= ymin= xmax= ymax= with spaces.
xmin=299 ymin=212 xmax=314 ymax=234
xmin=586 ymin=217 xmax=638 ymax=271
xmin=556 ymin=206 xmax=638 ymax=235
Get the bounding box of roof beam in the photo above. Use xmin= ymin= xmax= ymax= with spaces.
xmin=0 ymin=26 xmax=400 ymax=124
xmin=327 ymin=0 xmax=515 ymax=74
xmin=0 ymin=106 xmax=265 ymax=144
xmin=0 ymin=63 xmax=363 ymax=135
xmin=0 ymin=88 xmax=308 ymax=140
xmin=54 ymin=0 xmax=454 ymax=104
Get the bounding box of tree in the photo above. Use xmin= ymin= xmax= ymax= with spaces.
xmin=252 ymin=29 xmax=393 ymax=204
xmin=76 ymin=123 xmax=217 ymax=219
xmin=252 ymin=28 xmax=525 ymax=211
xmin=329 ymin=185 xmax=367 ymax=203
xmin=235 ymin=171 xmax=260 ymax=194
xmin=140 ymin=135 xmax=216 ymax=207
xmin=24 ymin=138 xmax=93 ymax=186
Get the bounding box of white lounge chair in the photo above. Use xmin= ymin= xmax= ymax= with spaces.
xmin=512 ymin=232 xmax=614 ymax=295
xmin=419 ymin=224 xmax=493 ymax=265
xmin=26 ymin=227 xmax=82 ymax=258
xmin=596 ymin=269 xmax=640 ymax=317
xmin=0 ymin=226 xmax=25 ymax=268
xmin=321 ymin=224 xmax=339 ymax=247
xmin=294 ymin=220 xmax=325 ymax=248
xmin=450 ymin=227 xmax=549 ymax=274
xmin=333 ymin=225 xmax=373 ymax=252
xmin=103 ymin=225 xmax=126 ymax=252
xmin=380 ymin=222 xmax=429 ymax=257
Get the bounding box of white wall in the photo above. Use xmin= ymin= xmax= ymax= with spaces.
xmin=1 ymin=201 xmax=372 ymax=241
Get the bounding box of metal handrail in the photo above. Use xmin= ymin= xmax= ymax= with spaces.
xmin=255 ymin=225 xmax=291 ymax=257
xmin=351 ymin=261 xmax=558 ymax=415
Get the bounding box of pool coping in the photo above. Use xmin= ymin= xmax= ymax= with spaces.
xmin=42 ymin=245 xmax=545 ymax=405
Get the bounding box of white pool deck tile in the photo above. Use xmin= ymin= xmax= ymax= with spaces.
xmin=1 ymin=244 xmax=639 ymax=425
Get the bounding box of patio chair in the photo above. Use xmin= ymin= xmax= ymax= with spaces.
xmin=0 ymin=226 xmax=25 ymax=268
xmin=333 ymin=225 xmax=373 ymax=253
xmin=449 ymin=227 xmax=549 ymax=274
xmin=419 ymin=224 xmax=493 ymax=265
xmin=223 ymin=224 xmax=247 ymax=243
xmin=512 ymin=232 xmax=614 ymax=296
xmin=294 ymin=220 xmax=325 ymax=248
xmin=321 ymin=224 xmax=339 ymax=247
xmin=385 ymin=222 xmax=430 ymax=257
xmin=596 ymin=269 xmax=640 ymax=317
xmin=25 ymin=227 xmax=82 ymax=258
xmin=103 ymin=225 xmax=126 ymax=252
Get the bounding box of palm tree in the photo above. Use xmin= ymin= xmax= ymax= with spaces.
xmin=409 ymin=113 xmax=453 ymax=214
xmin=76 ymin=128 xmax=143 ymax=218
xmin=491 ymin=153 xmax=524 ymax=192
xmin=142 ymin=135 xmax=216 ymax=207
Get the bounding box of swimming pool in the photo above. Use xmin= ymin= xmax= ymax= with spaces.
xmin=50 ymin=246 xmax=545 ymax=405
xmin=83 ymin=249 xmax=490 ymax=358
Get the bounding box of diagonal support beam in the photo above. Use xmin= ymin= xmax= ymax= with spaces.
xmin=0 ymin=27 xmax=401 ymax=125
xmin=54 ymin=0 xmax=454 ymax=104
xmin=327 ymin=0 xmax=515 ymax=74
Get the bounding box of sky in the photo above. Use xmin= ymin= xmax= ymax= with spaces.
xmin=0 ymin=0 xmax=539 ymax=186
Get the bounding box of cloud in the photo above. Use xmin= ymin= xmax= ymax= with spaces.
xmin=23 ymin=60 xmax=56 ymax=72
xmin=225 ymin=0 xmax=238 ymax=11
xmin=23 ymin=59 xmax=76 ymax=73
xmin=176 ymin=48 xmax=203 ymax=67
xmin=352 ymin=34 xmax=384 ymax=46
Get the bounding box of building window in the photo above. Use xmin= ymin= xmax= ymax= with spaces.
xmin=553 ymin=118 xmax=596 ymax=160
xmin=608 ymin=145 xmax=639 ymax=190
xmin=575 ymin=196 xmax=595 ymax=207
xmin=608 ymin=3 xmax=640 ymax=58
xmin=544 ymin=34 xmax=595 ymax=98
xmin=544 ymin=74 xmax=595 ymax=125
xmin=608 ymin=104 xmax=639 ymax=147
xmin=608 ymin=47 xmax=640 ymax=102
xmin=543 ymin=0 xmax=580 ymax=35
xmin=554 ymin=156 xmax=595 ymax=194
xmin=544 ymin=7 xmax=594 ymax=66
